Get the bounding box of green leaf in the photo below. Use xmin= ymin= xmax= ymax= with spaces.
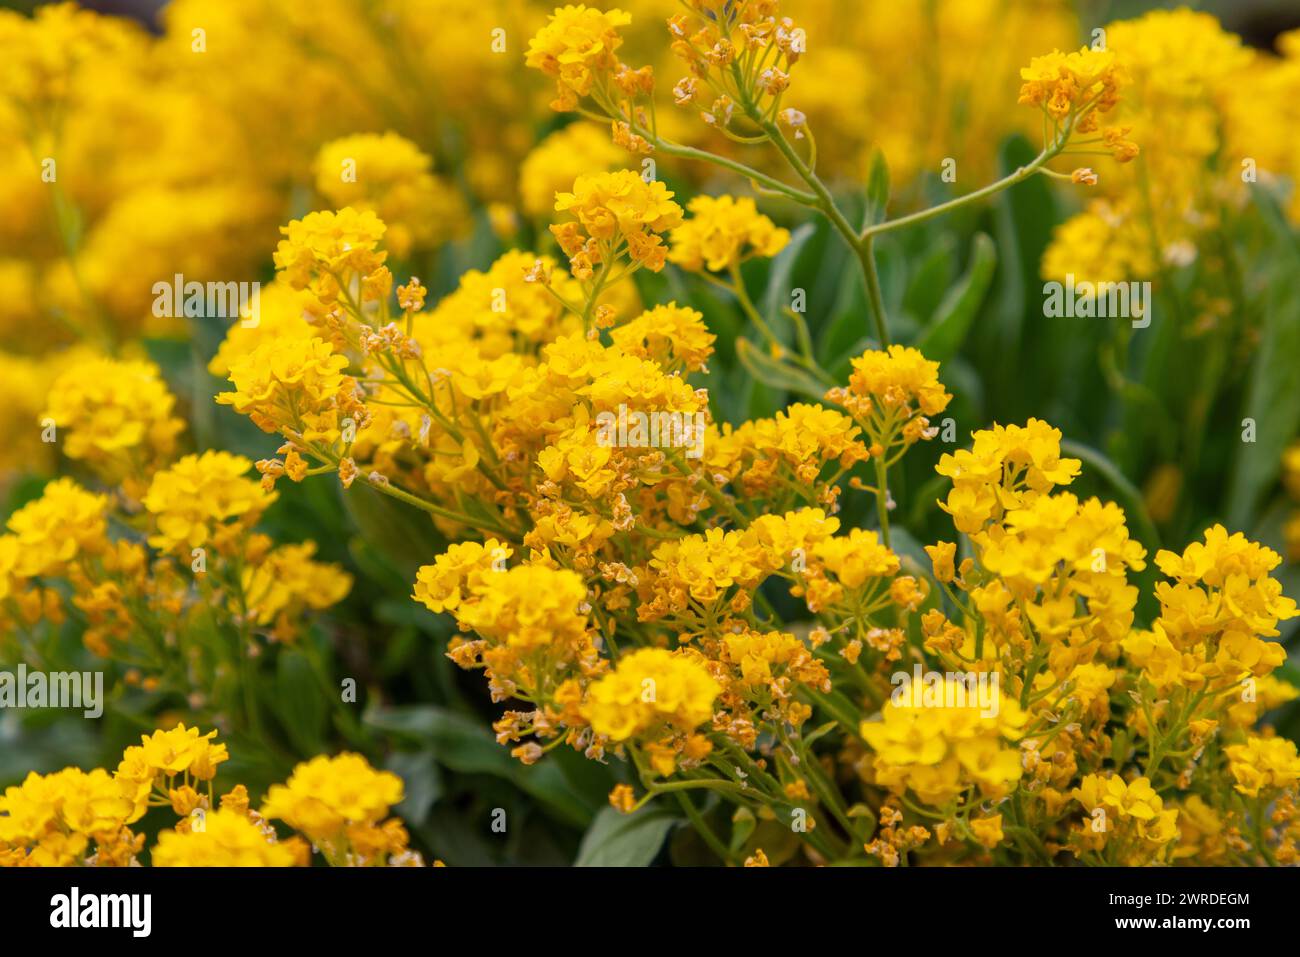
xmin=363 ymin=705 xmax=594 ymax=828
xmin=902 ymin=234 xmax=956 ymax=325
xmin=273 ymin=650 xmax=328 ymax=756
xmin=762 ymin=222 xmax=817 ymax=332
xmin=574 ymin=806 xmax=680 ymax=866
xmin=385 ymin=750 xmax=443 ymax=825
xmin=912 ymin=232 xmax=997 ymax=363
xmin=735 ymin=338 xmax=827 ymax=402
xmin=341 ymin=482 xmax=446 ymax=581
xmin=365 ymin=705 xmax=512 ymax=776
xmin=863 ymin=147 xmax=891 ymax=227
xmin=730 ymin=806 xmax=757 ymax=852
xmin=1226 ymin=226 xmax=1300 ymax=529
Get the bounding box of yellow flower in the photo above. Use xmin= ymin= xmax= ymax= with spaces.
xmin=861 ymin=681 xmax=1026 ymax=807
xmin=1153 ymin=525 xmax=1297 ymax=652
xmin=826 ymin=346 xmax=951 ymax=454
xmin=608 ymin=783 xmax=637 ymax=813
xmin=241 ymin=542 xmax=353 ymax=640
xmin=936 ymin=419 xmax=1081 ymax=533
xmin=134 ymin=724 xmax=228 ymax=780
xmin=925 ymin=541 xmax=957 ymax=583
xmin=6 ymin=478 xmax=110 ymax=577
xmin=414 ymin=250 xmax=581 ymax=357
xmin=668 ymin=195 xmax=790 ymax=273
xmin=582 ymin=647 xmax=719 ymax=743
xmin=1224 ymin=736 xmax=1300 ymax=797
xmin=609 ymin=303 xmax=716 ymax=372
xmin=261 ymin=753 xmax=404 ymax=848
xmin=455 ymin=563 xmax=589 ymax=653
xmin=217 ymin=335 xmax=358 ymax=443
xmin=42 ymin=356 xmax=184 ymax=493
xmin=1018 ymin=46 xmax=1125 ymax=122
xmin=143 ymin=451 xmax=274 ymax=552
xmin=551 ymin=170 xmax=683 ymax=275
xmin=272 ymin=207 xmax=388 ymax=308
xmin=313 ymin=132 xmax=465 ymax=258
xmin=970 ymin=813 xmax=1004 ymax=848
xmin=412 ymin=539 xmax=512 ymax=614
xmin=152 ymin=808 xmax=297 ymax=867
xmin=519 ymin=122 xmax=626 ymax=217
xmin=813 ymin=529 xmax=900 ymax=589
xmin=0 ymin=767 xmax=142 ymax=866
xmin=525 ymin=5 xmax=633 ymax=112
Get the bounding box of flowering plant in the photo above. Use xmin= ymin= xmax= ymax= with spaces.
xmin=1 ymin=0 xmax=1298 ymax=868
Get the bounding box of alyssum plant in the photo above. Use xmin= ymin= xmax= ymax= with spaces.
xmin=2 ymin=1 xmax=1298 ymax=867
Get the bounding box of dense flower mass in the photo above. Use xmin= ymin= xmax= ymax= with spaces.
xmin=1 ymin=0 xmax=1298 ymax=873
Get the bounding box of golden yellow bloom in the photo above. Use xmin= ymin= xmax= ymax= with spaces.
xmin=608 ymin=783 xmax=637 ymax=813
xmin=272 ymin=207 xmax=388 ymax=308
xmin=5 ymin=478 xmax=110 ymax=577
xmin=42 ymin=356 xmax=184 ymax=494
xmin=0 ymin=767 xmax=142 ymax=867
xmin=152 ymin=808 xmax=297 ymax=867
xmin=1224 ymin=736 xmax=1300 ymax=797
xmin=313 ymin=132 xmax=465 ymax=258
xmin=668 ymin=195 xmax=790 ymax=273
xmin=412 ymin=539 xmax=512 ymax=614
xmin=551 ymin=170 xmax=683 ymax=276
xmin=519 ymin=122 xmax=626 ymax=217
xmin=261 ymin=753 xmax=405 ymax=862
xmin=861 ymin=682 xmax=1026 ymax=807
xmin=217 ymin=335 xmax=358 ymax=443
xmin=241 ymin=542 xmax=353 ymax=640
xmin=936 ymin=419 xmax=1081 ymax=533
xmin=143 ymin=451 xmax=274 ymax=552
xmin=970 ymin=813 xmax=1004 ymax=848
xmin=825 ymin=345 xmax=951 ymax=461
xmin=582 ymin=647 xmax=719 ymax=743
xmin=525 ymin=5 xmax=633 ymax=112
xmin=1018 ymin=47 xmax=1125 ymax=122
xmin=609 ymin=303 xmax=715 ymax=372
xmin=133 ymin=723 xmax=228 ymax=780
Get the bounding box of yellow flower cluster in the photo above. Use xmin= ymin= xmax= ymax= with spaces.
xmin=261 ymin=753 xmax=410 ymax=866
xmin=272 ymin=207 xmax=389 ymax=312
xmin=668 ymin=195 xmax=790 ymax=273
xmin=42 ymin=356 xmax=184 ymax=498
xmin=3 ymin=0 xmax=1297 ymax=873
xmin=826 ymin=345 xmax=952 ymax=459
xmin=582 ymin=647 xmax=719 ymax=758
xmin=3 ymin=364 xmax=349 ymax=667
xmin=313 ymin=132 xmax=466 ymax=258
xmin=1018 ymin=47 xmax=1125 ymax=127
xmin=551 ymin=170 xmax=684 ymax=277
xmin=1070 ymin=774 xmax=1178 ymax=864
xmin=143 ymin=451 xmax=274 ymax=553
xmin=861 ymin=683 xmax=1027 ymax=808
xmin=1040 ymin=9 xmax=1284 ymax=283
xmin=2 ymin=726 xmax=419 ymax=867
xmin=525 ymin=5 xmax=634 ymax=112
